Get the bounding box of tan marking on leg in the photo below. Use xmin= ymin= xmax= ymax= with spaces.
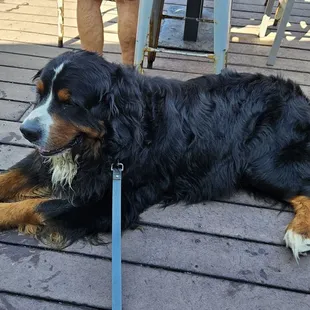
xmin=0 ymin=170 xmax=51 ymax=202
xmin=284 ymin=196 xmax=310 ymax=261
xmin=0 ymin=198 xmax=48 ymax=230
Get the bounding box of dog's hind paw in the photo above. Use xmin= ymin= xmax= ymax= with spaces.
xmin=284 ymin=229 xmax=310 ymax=262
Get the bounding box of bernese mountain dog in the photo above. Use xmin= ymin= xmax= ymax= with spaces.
xmin=1 ymin=50 xmax=310 ymax=260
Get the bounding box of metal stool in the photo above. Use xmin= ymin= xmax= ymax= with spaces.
xmin=134 ymin=0 xmax=233 ymax=74
xmin=259 ymin=0 xmax=295 ymax=66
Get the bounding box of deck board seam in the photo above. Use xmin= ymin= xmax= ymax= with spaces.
xmin=0 ymin=240 xmax=308 ymax=296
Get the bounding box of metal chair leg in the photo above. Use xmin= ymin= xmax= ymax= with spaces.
xmin=134 ymin=0 xmax=154 ymax=73
xmin=259 ymin=0 xmax=276 ymax=38
xmin=147 ymin=0 xmax=165 ymax=69
xmin=57 ymin=0 xmax=64 ymax=47
xmin=267 ymin=0 xmax=294 ymax=66
xmin=214 ymin=0 xmax=232 ymax=74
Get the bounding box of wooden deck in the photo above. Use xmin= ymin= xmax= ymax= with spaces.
xmin=0 ymin=0 xmax=310 ymax=309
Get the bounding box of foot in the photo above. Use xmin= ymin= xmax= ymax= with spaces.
xmin=284 ymin=229 xmax=310 ymax=261
xmin=285 ymin=196 xmax=310 ymax=261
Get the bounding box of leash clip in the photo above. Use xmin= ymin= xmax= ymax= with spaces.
xmin=111 ymin=161 xmax=124 ymax=172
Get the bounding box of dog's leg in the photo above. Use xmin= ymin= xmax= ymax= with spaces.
xmin=0 ymin=170 xmax=50 ymax=202
xmin=0 ymin=151 xmax=51 ymax=202
xmin=0 ymin=198 xmax=49 ymax=236
xmin=284 ymin=196 xmax=310 ymax=261
xmin=116 ymin=0 xmax=139 ymax=65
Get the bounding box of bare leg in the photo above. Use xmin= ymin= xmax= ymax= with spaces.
xmin=77 ymin=0 xmax=104 ymax=55
xmin=116 ymin=0 xmax=139 ymax=65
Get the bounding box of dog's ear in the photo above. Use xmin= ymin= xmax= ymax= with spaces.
xmin=95 ymin=91 xmax=119 ymax=120
xmin=32 ymin=69 xmax=43 ymax=82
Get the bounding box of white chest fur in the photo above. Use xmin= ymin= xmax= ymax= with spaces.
xmin=46 ymin=151 xmax=79 ymax=188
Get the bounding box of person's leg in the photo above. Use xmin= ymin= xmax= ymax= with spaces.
xmin=77 ymin=0 xmax=104 ymax=55
xmin=116 ymin=0 xmax=139 ymax=65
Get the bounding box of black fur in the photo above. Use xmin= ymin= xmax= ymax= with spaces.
xmin=12 ymin=50 xmax=310 ymax=248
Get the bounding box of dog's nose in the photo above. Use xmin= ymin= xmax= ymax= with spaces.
xmin=20 ymin=120 xmax=42 ymax=143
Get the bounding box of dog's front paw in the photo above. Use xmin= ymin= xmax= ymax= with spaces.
xmin=284 ymin=229 xmax=310 ymax=261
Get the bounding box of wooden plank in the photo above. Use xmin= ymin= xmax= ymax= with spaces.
xmin=231 ymin=32 xmax=310 ymax=51
xmin=0 ymin=100 xmax=29 ymax=121
xmin=0 ymin=81 xmax=34 ymax=102
xmin=230 ymin=42 xmax=310 ymax=61
xmin=0 ymin=144 xmax=33 ymax=170
xmin=0 ymin=50 xmax=122 ymax=71
xmin=232 ymin=9 xmax=310 ymax=25
xmin=0 ymin=52 xmax=49 ymax=70
xmin=6 ymin=50 xmax=310 ymax=87
xmin=0 ymin=199 xmax=291 ymax=246
xmin=166 ymin=0 xmax=310 ymax=12
xmin=0 ymin=40 xmax=71 ymax=58
xmin=0 ymin=120 xmax=32 ymax=146
xmin=0 ymin=65 xmax=36 ymax=84
xmin=2 ymin=43 xmax=309 ymax=90
xmin=0 ymin=293 xmax=94 ymax=310
xmin=230 ymin=24 xmax=310 ymax=38
xmin=139 ymin=201 xmax=293 ymax=244
xmin=0 ymin=3 xmax=118 ymax=19
xmin=1 ymin=243 xmax=310 ymax=309
xmin=0 ymin=19 xmax=118 ymax=38
xmin=148 ymin=57 xmax=310 ymax=88
xmin=164 ymin=2 xmax=310 ymax=23
xmin=230 ymin=17 xmax=309 ymax=34
xmin=218 ymin=192 xmax=290 ymax=211
xmin=145 ymin=67 xmax=310 ymax=100
xmin=2 ymin=225 xmax=310 ymax=291
xmin=1 ymin=0 xmax=117 ymax=11
xmin=0 ymin=11 xmax=118 ymax=28
xmin=228 ymin=53 xmax=310 ymax=74
xmin=0 ymin=29 xmax=120 ymax=52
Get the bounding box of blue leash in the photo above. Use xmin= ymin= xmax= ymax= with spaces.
xmin=111 ymin=162 xmax=124 ymax=310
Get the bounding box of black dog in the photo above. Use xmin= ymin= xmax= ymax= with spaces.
xmin=0 ymin=50 xmax=309 ymax=260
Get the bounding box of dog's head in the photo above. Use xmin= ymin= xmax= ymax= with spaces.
xmin=20 ymin=51 xmax=121 ymax=158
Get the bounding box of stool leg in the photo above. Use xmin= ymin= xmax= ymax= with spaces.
xmin=259 ymin=0 xmax=276 ymax=38
xmin=57 ymin=0 xmax=64 ymax=47
xmin=134 ymin=0 xmax=154 ymax=73
xmin=267 ymin=0 xmax=294 ymax=66
xmin=214 ymin=0 xmax=232 ymax=74
xmin=147 ymin=0 xmax=165 ymax=69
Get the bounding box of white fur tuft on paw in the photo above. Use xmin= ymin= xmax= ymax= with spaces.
xmin=284 ymin=229 xmax=310 ymax=262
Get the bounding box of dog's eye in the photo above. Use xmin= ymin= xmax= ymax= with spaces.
xmin=57 ymin=88 xmax=71 ymax=104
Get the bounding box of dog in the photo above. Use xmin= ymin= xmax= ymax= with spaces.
xmin=0 ymin=50 xmax=310 ymax=260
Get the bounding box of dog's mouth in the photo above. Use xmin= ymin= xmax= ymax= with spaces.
xmin=37 ymin=135 xmax=82 ymax=157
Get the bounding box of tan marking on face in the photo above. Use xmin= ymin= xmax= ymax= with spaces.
xmin=36 ymin=79 xmax=44 ymax=94
xmin=47 ymin=114 xmax=105 ymax=151
xmin=57 ymin=88 xmax=71 ymax=102
xmin=75 ymin=124 xmax=104 ymax=139
xmin=49 ymin=115 xmax=79 ymax=149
